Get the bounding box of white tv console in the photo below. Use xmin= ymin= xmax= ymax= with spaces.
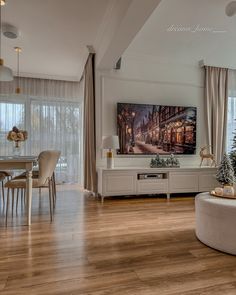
xmin=97 ymin=167 xmax=218 ymax=202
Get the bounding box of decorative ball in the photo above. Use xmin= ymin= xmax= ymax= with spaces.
xmin=215 ymin=187 xmax=223 ymax=196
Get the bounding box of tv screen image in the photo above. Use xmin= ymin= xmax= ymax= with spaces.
xmin=117 ymin=103 xmax=197 ymax=155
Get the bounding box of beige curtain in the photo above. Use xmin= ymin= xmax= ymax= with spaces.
xmin=83 ymin=53 xmax=97 ymax=193
xmin=204 ymin=66 xmax=229 ymax=164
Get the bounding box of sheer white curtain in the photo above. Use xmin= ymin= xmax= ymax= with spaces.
xmin=228 ymin=70 xmax=236 ymax=97
xmin=0 ymin=99 xmax=25 ymax=155
xmin=227 ymin=70 xmax=236 ymax=153
xmin=0 ymin=77 xmax=83 ymax=184
xmin=30 ymin=99 xmax=81 ymax=183
xmin=226 ymin=97 xmax=236 ymax=153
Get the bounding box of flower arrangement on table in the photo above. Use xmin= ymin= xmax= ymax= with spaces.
xmin=7 ymin=126 xmax=28 ymax=148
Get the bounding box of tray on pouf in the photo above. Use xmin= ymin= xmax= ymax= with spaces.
xmin=210 ymin=190 xmax=236 ymax=199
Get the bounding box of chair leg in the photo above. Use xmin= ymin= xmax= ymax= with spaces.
xmin=0 ymin=182 xmax=1 ymax=208
xmin=21 ymin=188 xmax=23 ymax=206
xmin=11 ymin=189 xmax=15 ymax=216
xmin=53 ymin=172 xmax=57 ymax=205
xmin=39 ymin=188 xmax=41 ymax=197
xmin=24 ymin=189 xmax=26 ymax=207
xmin=5 ymin=188 xmax=9 ymax=226
xmin=51 ymin=179 xmax=55 ymax=209
xmin=16 ymin=189 xmax=19 ymax=212
xmin=1 ymin=181 xmax=4 ymax=205
xmin=0 ymin=182 xmax=3 ymax=207
xmin=48 ymin=181 xmax=53 ymax=222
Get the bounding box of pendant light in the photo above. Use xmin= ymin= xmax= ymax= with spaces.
xmin=14 ymin=46 xmax=21 ymax=93
xmin=226 ymin=1 xmax=236 ymax=16
xmin=0 ymin=0 xmax=13 ymax=81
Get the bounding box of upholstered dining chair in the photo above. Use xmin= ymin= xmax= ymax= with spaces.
xmin=13 ymin=170 xmax=58 ymax=208
xmin=0 ymin=170 xmax=14 ymax=179
xmin=4 ymin=150 xmax=61 ymax=224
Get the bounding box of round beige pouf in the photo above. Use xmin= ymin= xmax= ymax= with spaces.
xmin=195 ymin=192 xmax=236 ymax=255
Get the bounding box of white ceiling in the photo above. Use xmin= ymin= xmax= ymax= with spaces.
xmin=126 ymin=0 xmax=236 ymax=68
xmin=3 ymin=0 xmax=234 ymax=81
xmin=1 ymin=0 xmax=110 ymax=81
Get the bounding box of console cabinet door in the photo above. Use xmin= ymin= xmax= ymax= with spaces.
xmin=199 ymin=172 xmax=218 ymax=192
xmin=103 ymin=172 xmax=136 ymax=196
xmin=169 ymin=172 xmax=198 ymax=193
xmin=137 ymin=179 xmax=168 ymax=194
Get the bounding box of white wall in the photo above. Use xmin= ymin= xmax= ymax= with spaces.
xmin=96 ymin=54 xmax=205 ymax=168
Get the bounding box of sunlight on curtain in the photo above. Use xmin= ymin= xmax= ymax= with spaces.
xmin=0 ymin=96 xmax=82 ymax=184
xmin=0 ymin=101 xmax=25 ymax=155
xmin=226 ymin=97 xmax=236 ymax=153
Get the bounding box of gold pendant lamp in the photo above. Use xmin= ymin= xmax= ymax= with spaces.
xmin=14 ymin=46 xmax=21 ymax=94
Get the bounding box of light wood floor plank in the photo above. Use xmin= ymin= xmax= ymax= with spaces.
xmin=0 ymin=187 xmax=236 ymax=294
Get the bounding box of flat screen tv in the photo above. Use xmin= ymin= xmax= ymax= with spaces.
xmin=117 ymin=103 xmax=197 ymax=155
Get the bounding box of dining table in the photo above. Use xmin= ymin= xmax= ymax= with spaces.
xmin=0 ymin=156 xmax=38 ymax=226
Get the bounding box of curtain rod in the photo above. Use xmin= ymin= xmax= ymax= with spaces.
xmin=199 ymin=59 xmax=235 ymax=70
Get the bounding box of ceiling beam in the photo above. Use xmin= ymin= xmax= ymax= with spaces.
xmin=95 ymin=0 xmax=162 ymax=70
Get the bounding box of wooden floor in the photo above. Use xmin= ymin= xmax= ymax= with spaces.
xmin=0 ymin=187 xmax=236 ymax=295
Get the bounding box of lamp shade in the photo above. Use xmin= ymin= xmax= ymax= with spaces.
xmin=0 ymin=59 xmax=13 ymax=81
xmin=102 ymin=135 xmax=120 ymax=150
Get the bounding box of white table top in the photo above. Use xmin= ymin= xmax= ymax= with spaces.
xmin=0 ymin=156 xmax=38 ymax=163
xmin=97 ymin=166 xmax=218 ymax=172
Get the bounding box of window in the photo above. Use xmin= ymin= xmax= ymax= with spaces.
xmin=226 ymin=97 xmax=236 ymax=153
xmin=30 ymin=100 xmax=81 ymax=183
xmin=0 ymin=97 xmax=82 ymax=184
xmin=0 ymin=101 xmax=25 ymax=156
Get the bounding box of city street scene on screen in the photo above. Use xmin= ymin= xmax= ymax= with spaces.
xmin=117 ymin=103 xmax=197 ymax=155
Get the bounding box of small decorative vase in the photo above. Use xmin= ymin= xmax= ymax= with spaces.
xmin=12 ymin=141 xmax=22 ymax=157
xmin=223 ymin=185 xmax=234 ymax=197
